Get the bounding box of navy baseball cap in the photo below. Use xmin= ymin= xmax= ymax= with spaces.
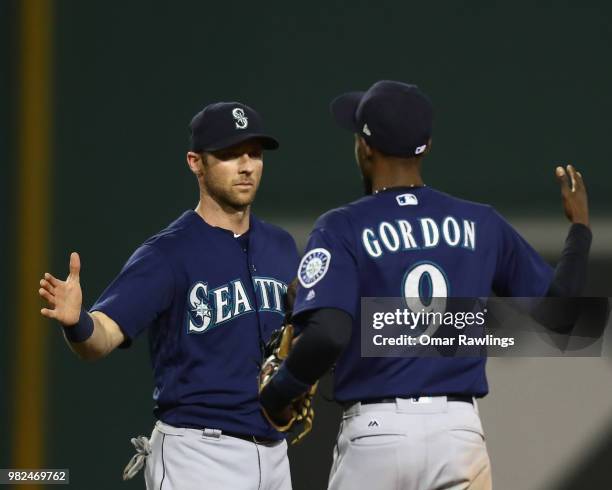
xmin=330 ymin=80 xmax=433 ymax=157
xmin=189 ymin=101 xmax=279 ymax=152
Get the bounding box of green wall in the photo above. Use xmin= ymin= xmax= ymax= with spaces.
xmin=54 ymin=0 xmax=612 ymax=222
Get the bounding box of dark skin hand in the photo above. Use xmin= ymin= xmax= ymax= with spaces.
xmin=555 ymin=164 xmax=589 ymax=227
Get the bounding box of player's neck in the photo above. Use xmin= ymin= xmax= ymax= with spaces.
xmin=195 ymin=195 xmax=250 ymax=235
xmin=370 ymin=156 xmax=424 ymax=193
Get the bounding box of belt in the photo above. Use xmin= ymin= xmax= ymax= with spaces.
xmin=347 ymin=395 xmax=473 ymax=408
xmin=193 ymin=426 xmax=280 ymax=445
xmin=221 ymin=431 xmax=280 ymax=445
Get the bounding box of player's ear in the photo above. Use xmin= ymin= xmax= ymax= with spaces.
xmin=422 ymin=138 xmax=433 ymax=156
xmin=186 ymin=151 xmax=204 ymax=176
xmin=356 ymin=136 xmax=373 ymax=159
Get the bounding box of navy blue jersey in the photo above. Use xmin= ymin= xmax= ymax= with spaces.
xmin=92 ymin=210 xmax=299 ymax=439
xmin=293 ymin=186 xmax=553 ymax=402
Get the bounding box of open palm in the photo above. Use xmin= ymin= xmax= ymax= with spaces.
xmin=555 ymin=164 xmax=589 ymax=227
xmin=39 ymin=252 xmax=83 ymax=326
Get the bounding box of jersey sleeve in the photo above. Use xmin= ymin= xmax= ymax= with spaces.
xmin=90 ymin=244 xmax=175 ymax=344
xmin=293 ymin=210 xmax=359 ymax=320
xmin=491 ymin=210 xmax=554 ymax=297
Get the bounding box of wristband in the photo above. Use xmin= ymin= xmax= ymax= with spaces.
xmin=267 ymin=363 xmax=311 ymax=408
xmin=63 ymin=309 xmax=95 ymax=343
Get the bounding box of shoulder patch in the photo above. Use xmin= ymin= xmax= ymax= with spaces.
xmin=298 ymin=248 xmax=331 ymax=288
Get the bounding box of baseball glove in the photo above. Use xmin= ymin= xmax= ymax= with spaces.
xmin=258 ymin=281 xmax=318 ymax=445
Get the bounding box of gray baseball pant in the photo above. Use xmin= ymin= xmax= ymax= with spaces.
xmin=144 ymin=420 xmax=292 ymax=490
xmin=328 ymin=396 xmax=492 ymax=490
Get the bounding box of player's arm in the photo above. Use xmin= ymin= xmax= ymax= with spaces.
xmin=492 ymin=164 xmax=591 ymax=299
xmin=39 ymin=252 xmax=126 ymax=360
xmin=65 ymin=312 xmax=125 ymax=361
xmin=528 ymin=165 xmax=595 ymax=331
xmin=545 ymin=165 xmax=591 ymax=297
xmin=260 ymin=308 xmax=352 ymax=416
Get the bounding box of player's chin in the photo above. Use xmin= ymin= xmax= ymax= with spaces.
xmin=230 ymin=188 xmax=258 ymax=207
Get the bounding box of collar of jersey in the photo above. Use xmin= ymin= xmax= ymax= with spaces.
xmin=374 ymin=185 xmax=427 ymax=194
xmin=186 ymin=209 xmax=255 ymax=237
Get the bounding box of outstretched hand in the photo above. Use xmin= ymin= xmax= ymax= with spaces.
xmin=555 ymin=165 xmax=589 ymax=227
xmin=39 ymin=252 xmax=83 ymax=326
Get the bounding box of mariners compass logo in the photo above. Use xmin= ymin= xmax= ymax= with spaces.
xmin=187 ymin=282 xmax=213 ymax=332
xmin=298 ymin=248 xmax=331 ymax=288
xmin=232 ymin=108 xmax=249 ymax=129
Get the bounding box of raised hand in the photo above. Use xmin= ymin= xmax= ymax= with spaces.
xmin=555 ymin=164 xmax=589 ymax=227
xmin=39 ymin=252 xmax=83 ymax=326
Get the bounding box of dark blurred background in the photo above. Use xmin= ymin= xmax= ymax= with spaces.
xmin=2 ymin=1 xmax=611 ymax=489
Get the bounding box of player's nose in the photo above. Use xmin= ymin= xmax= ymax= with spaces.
xmin=238 ymin=153 xmax=255 ymax=172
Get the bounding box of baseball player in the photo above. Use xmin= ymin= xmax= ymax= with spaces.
xmin=259 ymin=81 xmax=592 ymax=489
xmin=38 ymin=102 xmax=299 ymax=489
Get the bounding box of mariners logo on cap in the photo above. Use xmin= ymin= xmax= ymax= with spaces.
xmin=298 ymin=248 xmax=331 ymax=288
xmin=232 ymin=108 xmax=248 ymax=129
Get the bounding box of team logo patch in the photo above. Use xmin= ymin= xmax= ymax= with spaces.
xmin=232 ymin=108 xmax=248 ymax=129
xmin=298 ymin=248 xmax=331 ymax=288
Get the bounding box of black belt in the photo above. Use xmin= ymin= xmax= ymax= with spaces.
xmin=348 ymin=395 xmax=474 ymax=407
xmin=161 ymin=423 xmax=281 ymax=445
xmin=222 ymin=431 xmax=281 ymax=445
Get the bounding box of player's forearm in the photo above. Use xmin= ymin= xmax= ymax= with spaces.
xmin=546 ymin=223 xmax=592 ymax=297
xmin=287 ymin=308 xmax=353 ymax=384
xmin=63 ymin=312 xmax=117 ymax=361
xmin=260 ymin=308 xmax=352 ymax=411
xmin=532 ymin=224 xmax=593 ymax=332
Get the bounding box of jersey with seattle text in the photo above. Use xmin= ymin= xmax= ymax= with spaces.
xmin=92 ymin=210 xmax=299 ymax=439
xmin=293 ymin=186 xmax=554 ymax=402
